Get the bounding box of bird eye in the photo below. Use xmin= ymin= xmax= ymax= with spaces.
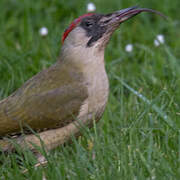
xmin=85 ymin=21 xmax=93 ymax=27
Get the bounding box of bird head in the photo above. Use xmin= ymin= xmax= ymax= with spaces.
xmin=60 ymin=6 xmax=165 ymax=63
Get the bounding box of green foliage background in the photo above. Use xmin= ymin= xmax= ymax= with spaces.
xmin=0 ymin=0 xmax=179 ymax=179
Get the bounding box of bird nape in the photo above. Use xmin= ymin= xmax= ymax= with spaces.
xmin=0 ymin=6 xmax=165 ymax=153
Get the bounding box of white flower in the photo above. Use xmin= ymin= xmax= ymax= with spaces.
xmin=154 ymin=39 xmax=160 ymax=46
xmin=87 ymin=2 xmax=96 ymax=12
xmin=154 ymin=34 xmax=165 ymax=46
xmin=39 ymin=27 xmax=48 ymax=36
xmin=125 ymin=44 xmax=133 ymax=52
xmin=157 ymin=34 xmax=164 ymax=43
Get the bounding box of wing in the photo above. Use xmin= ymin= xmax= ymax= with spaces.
xmin=0 ymin=62 xmax=88 ymax=136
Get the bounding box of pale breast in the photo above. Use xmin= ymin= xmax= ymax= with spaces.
xmin=78 ymin=64 xmax=109 ymax=125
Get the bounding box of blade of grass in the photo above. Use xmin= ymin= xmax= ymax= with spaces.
xmin=114 ymin=75 xmax=176 ymax=130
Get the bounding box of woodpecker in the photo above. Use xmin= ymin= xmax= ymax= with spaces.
xmin=0 ymin=6 xmax=165 ymax=151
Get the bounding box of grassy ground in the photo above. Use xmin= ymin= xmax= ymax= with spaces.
xmin=0 ymin=0 xmax=180 ymax=179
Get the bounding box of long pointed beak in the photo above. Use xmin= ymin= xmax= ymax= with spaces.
xmin=103 ymin=6 xmax=166 ymax=29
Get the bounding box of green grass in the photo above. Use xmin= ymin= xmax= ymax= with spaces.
xmin=0 ymin=0 xmax=180 ymax=179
